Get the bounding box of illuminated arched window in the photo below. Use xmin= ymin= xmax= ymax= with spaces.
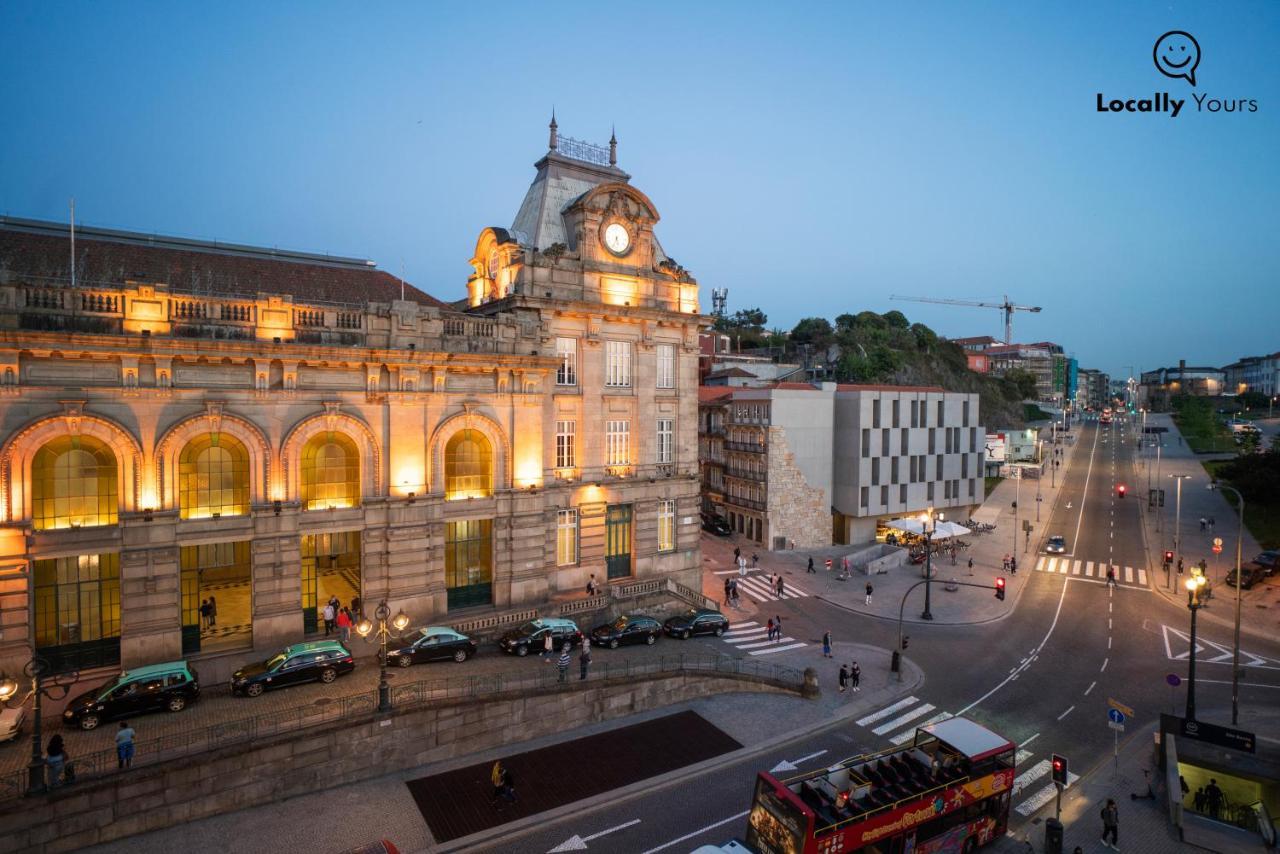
xmin=32 ymin=436 xmax=119 ymax=530
xmin=301 ymin=433 xmax=360 ymax=509
xmin=445 ymin=429 xmax=493 ymax=499
xmin=179 ymin=434 xmax=249 ymax=519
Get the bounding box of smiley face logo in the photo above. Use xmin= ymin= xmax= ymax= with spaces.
xmin=1153 ymin=30 xmax=1200 ymax=86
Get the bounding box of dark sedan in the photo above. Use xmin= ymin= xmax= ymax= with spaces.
xmin=1226 ymin=565 xmax=1268 ymax=590
xmin=701 ymin=514 xmax=732 ymax=536
xmin=663 ymin=608 xmax=729 ymax=640
xmin=1249 ymin=550 xmax=1280 ymax=575
xmin=590 ymin=615 xmax=662 ymax=649
xmin=385 ymin=627 xmax=477 ymax=667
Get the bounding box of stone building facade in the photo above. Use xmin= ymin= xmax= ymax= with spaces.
xmin=0 ymin=126 xmax=704 ymax=681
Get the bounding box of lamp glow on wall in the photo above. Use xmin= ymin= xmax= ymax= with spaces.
xmin=514 ymin=452 xmax=543 ymax=490
xmin=600 ymin=276 xmax=639 ymax=307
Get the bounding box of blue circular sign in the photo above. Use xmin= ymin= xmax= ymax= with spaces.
xmin=1108 ymin=708 xmax=1126 ymax=724
xmin=1167 ymin=673 xmax=1182 ymax=687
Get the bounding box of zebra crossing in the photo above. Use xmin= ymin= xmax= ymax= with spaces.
xmin=851 ymin=696 xmax=1081 ymax=819
xmin=1033 ymin=556 xmax=1149 ymax=588
xmin=717 ymin=620 xmax=807 ymax=656
xmin=713 ymin=571 xmax=811 ymax=604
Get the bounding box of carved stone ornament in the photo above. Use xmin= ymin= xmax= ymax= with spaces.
xmin=60 ymin=400 xmax=86 ymax=434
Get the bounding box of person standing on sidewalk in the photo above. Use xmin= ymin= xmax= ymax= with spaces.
xmin=822 ymin=631 xmax=832 ymax=658
xmin=734 ymin=546 xmax=741 ymax=564
xmin=1100 ymin=798 xmax=1119 ymax=849
xmin=1009 ymin=556 xmax=1017 ymax=575
xmin=730 ymin=578 xmax=740 ymax=608
xmin=838 ymin=664 xmax=849 ymax=693
xmin=751 ymin=552 xmax=759 ymax=568
xmin=46 ymin=734 xmax=67 ymax=788
xmin=807 ymin=556 xmax=815 ymax=573
xmin=578 ymin=639 xmax=592 ymax=681
xmin=773 ymin=615 xmax=783 ymax=642
xmin=850 ymin=661 xmax=861 ymax=691
xmin=543 ymin=630 xmax=554 ymax=658
xmin=776 ymin=575 xmax=786 ymax=597
xmin=724 ymin=578 xmax=732 ymax=607
xmin=967 ymin=557 xmax=974 ymax=575
xmin=556 ymin=644 xmax=571 ymax=682
xmin=208 ymin=594 xmax=217 ymax=627
xmin=766 ymin=617 xmax=775 ymax=641
xmin=116 ymin=721 xmax=136 ymax=769
xmin=864 ymin=581 xmax=873 ymax=606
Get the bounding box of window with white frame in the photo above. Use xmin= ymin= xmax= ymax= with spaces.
xmin=555 ymin=337 xmax=577 ymax=386
xmin=556 ymin=509 xmax=578 ymax=565
xmin=605 ymin=340 xmax=632 ymax=387
xmin=657 ymin=418 xmax=674 ymax=463
xmin=658 ymin=499 xmax=676 ymax=552
xmin=555 ymin=420 xmax=576 ymax=469
xmin=656 ymin=344 xmax=675 ymax=389
xmin=606 ymin=420 xmax=630 ymax=465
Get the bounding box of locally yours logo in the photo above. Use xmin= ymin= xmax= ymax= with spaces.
xmin=1096 ymin=30 xmax=1258 ymax=117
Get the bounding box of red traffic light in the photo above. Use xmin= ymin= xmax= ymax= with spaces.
xmin=1117 ymin=484 xmax=1126 ymax=496
xmin=1051 ymin=753 xmax=1069 ymax=786
xmin=995 ymin=577 xmax=1006 ymax=601
xmin=1164 ymin=550 xmax=1174 ymax=563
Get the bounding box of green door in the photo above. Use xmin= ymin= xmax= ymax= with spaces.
xmin=446 ymin=519 xmax=493 ymax=610
xmin=300 ymin=551 xmax=318 ymax=634
xmin=605 ymin=504 xmax=632 ymax=580
xmin=180 ymin=555 xmax=201 ymax=654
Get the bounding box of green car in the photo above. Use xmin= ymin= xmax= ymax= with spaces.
xmin=63 ymin=661 xmax=200 ymax=730
xmin=231 ymin=640 xmax=355 ymax=697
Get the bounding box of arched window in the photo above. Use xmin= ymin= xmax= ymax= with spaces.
xmin=445 ymin=429 xmax=493 ymax=499
xmin=32 ymin=436 xmax=119 ymax=530
xmin=301 ymin=433 xmax=360 ymax=509
xmin=178 ymin=434 xmax=250 ymax=519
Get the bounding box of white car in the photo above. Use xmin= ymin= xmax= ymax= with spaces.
xmin=1045 ymin=535 xmax=1067 ymax=554
xmin=0 ymin=706 xmax=25 ymax=743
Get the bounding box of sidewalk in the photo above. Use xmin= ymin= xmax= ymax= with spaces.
xmin=701 ymin=428 xmax=1084 ymax=628
xmin=1135 ymin=413 xmax=1280 ymax=643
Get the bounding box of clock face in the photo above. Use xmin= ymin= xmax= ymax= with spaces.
xmin=603 ymin=223 xmax=630 ymax=255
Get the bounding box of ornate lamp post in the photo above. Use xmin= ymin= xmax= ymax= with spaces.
xmin=1184 ymin=574 xmax=1208 ymax=721
xmin=920 ymin=508 xmax=941 ymax=621
xmin=0 ymin=657 xmax=77 ymax=794
xmin=1208 ymin=481 xmax=1246 ymax=725
xmin=356 ymin=600 xmax=409 ymax=713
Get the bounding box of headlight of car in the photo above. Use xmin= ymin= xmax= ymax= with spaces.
xmin=63 ymin=710 xmax=73 ymax=718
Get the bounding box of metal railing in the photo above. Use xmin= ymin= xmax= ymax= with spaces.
xmin=0 ymin=654 xmax=802 ymax=802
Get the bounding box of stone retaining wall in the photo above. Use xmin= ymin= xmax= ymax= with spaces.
xmin=0 ymin=670 xmax=800 ymax=853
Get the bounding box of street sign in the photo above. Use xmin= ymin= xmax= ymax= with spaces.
xmin=1212 ymin=545 xmax=1222 ymax=554
xmin=1166 ymin=673 xmax=1182 ymax=687
xmin=1107 ymin=708 xmax=1126 ymax=731
xmin=1213 ymin=537 xmax=1223 ymax=547
xmin=1108 ymin=697 xmax=1135 ymax=718
xmin=1169 ymin=715 xmax=1257 ymax=754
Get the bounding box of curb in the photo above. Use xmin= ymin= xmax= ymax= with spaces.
xmin=430 ymin=652 xmax=928 ymax=854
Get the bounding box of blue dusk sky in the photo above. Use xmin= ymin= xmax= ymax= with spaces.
xmin=2 ymin=2 xmax=1277 ymax=379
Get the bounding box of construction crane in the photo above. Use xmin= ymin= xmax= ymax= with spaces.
xmin=888 ymin=294 xmax=1042 ymax=344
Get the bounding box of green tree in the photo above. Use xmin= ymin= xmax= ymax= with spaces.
xmin=1002 ymin=368 xmax=1039 ymax=400
xmin=882 ymin=310 xmax=910 ymax=329
xmin=791 ymin=317 xmax=834 ymax=347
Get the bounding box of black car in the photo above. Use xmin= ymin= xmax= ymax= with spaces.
xmin=62 ymin=661 xmax=200 ymax=731
xmin=1226 ymin=565 xmax=1268 ymax=590
xmin=497 ymin=618 xmax=583 ymax=656
xmin=385 ymin=627 xmax=477 ymax=667
xmin=701 ymin=514 xmax=732 ymax=536
xmin=231 ymin=640 xmax=355 ymax=697
xmin=1249 ymin=550 xmax=1280 ymax=576
xmin=663 ymin=608 xmax=729 ymax=640
xmin=590 ymin=615 xmax=663 ymax=649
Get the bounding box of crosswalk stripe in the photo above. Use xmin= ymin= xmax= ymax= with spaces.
xmin=1046 ymin=558 xmax=1057 ymax=573
xmin=724 ymin=628 xmax=769 ymax=640
xmin=1124 ymin=566 xmax=1134 ymax=583
xmin=1011 ymin=760 xmax=1051 ymax=797
xmin=889 ymin=711 xmax=951 ymax=744
xmin=1035 ymin=557 xmax=1045 ymax=572
xmin=735 ymin=637 xmax=797 ymax=650
xmin=749 ymin=642 xmax=806 ymax=656
xmin=1072 ymin=560 xmax=1081 ymax=575
xmin=856 ymin=697 xmax=918 ymax=727
xmin=1138 ymin=568 xmax=1148 ymax=585
xmin=1015 ymin=772 xmax=1080 ymax=816
xmin=1014 ymin=749 xmax=1034 ymax=766
xmin=735 ymin=578 xmax=777 ymax=602
xmin=725 ymin=621 xmax=758 ymax=630
xmin=872 ymin=703 xmax=937 ymax=736
xmin=1086 ymin=561 xmax=1095 ymax=577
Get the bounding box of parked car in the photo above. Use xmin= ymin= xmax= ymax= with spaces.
xmin=701 ymin=514 xmax=732 ymax=536
xmin=62 ymin=661 xmax=200 ymax=731
xmin=231 ymin=640 xmax=355 ymax=697
xmin=1248 ymin=550 xmax=1280 ymax=575
xmin=1226 ymin=565 xmax=1268 ymax=590
xmin=498 ymin=618 xmax=583 ymax=656
xmin=1045 ymin=535 xmax=1067 ymax=554
xmin=590 ymin=615 xmax=663 ymax=649
xmin=385 ymin=627 xmax=477 ymax=667
xmin=663 ymin=608 xmax=729 ymax=640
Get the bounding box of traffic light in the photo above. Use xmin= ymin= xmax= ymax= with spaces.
xmin=902 ymin=636 xmax=910 ymax=650
xmin=995 ymin=577 xmax=1006 ymax=601
xmin=1051 ymin=753 xmax=1068 ymax=786
xmin=1117 ymin=484 xmax=1126 ymax=498
xmin=1164 ymin=550 xmax=1174 ymax=565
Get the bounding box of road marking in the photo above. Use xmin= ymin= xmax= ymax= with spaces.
xmin=1035 ymin=557 xmax=1046 ymax=572
xmin=1124 ymin=566 xmax=1134 ymax=583
xmin=1069 ymin=422 xmax=1101 ymax=551
xmin=1086 ymin=561 xmax=1095 ymax=577
xmin=872 ymin=703 xmax=937 ymax=736
xmin=1019 ymin=732 xmax=1040 ymax=749
xmin=639 ymin=811 xmax=749 ymax=854
xmin=1100 ymin=657 xmax=1109 ymax=672
xmin=1108 ymin=637 xmax=1112 ymax=650
xmin=856 ymin=697 xmax=919 ymax=726
xmin=1016 ymin=772 xmax=1080 ymax=816
xmin=1072 ymin=560 xmax=1081 ymax=575
xmin=888 ymin=711 xmax=951 ymax=744
xmin=723 ymin=626 xmax=767 ymax=638
xmin=1084 ymin=681 xmax=1096 ymax=696
xmin=749 ymin=642 xmax=806 ymax=656
xmin=1012 ymin=760 xmax=1050 ymax=796
xmin=1057 ymin=705 xmax=1075 ymax=721
xmin=724 ymin=621 xmax=759 ymax=631
xmin=736 ymin=636 xmax=796 ymax=650
xmin=1015 ymin=748 xmax=1035 ymax=765
xmin=1138 ymin=568 xmax=1148 ymax=585
xmin=1046 ymin=558 xmax=1057 ymax=574
xmin=548 ymin=819 xmax=643 ymax=852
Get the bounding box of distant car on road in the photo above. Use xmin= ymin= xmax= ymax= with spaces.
xmin=701 ymin=513 xmax=732 ymax=536
xmin=1226 ymin=565 xmax=1268 ymax=590
xmin=1045 ymin=535 xmax=1067 ymax=554
xmin=231 ymin=640 xmax=354 ymax=697
xmin=385 ymin=627 xmax=477 ymax=667
xmin=590 ymin=615 xmax=663 ymax=649
xmin=664 ymin=608 xmax=729 ymax=640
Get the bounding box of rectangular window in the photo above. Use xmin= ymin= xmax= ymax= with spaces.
xmin=962 ymin=454 xmax=969 ymax=478
xmin=928 ymin=428 xmax=936 ymax=454
xmin=881 ymin=430 xmax=890 ymax=456
xmin=927 ymin=482 xmax=935 ymax=501
xmin=937 ymin=400 xmax=945 ymax=426
xmin=937 ymin=455 xmax=944 ymax=480
xmin=606 ymin=340 xmax=632 ymax=388
xmin=969 ymin=479 xmax=976 ymax=497
xmin=891 ymin=457 xmax=899 ymax=484
xmin=657 ymin=418 xmax=674 ymax=464
xmin=971 ymin=427 xmax=978 ymax=453
xmin=872 ymin=399 xmax=881 ymax=428
xmin=556 ymin=509 xmax=578 ymax=566
xmin=861 ymin=428 xmax=870 ymax=458
xmin=910 ymin=456 xmax=917 ymax=483
xmin=902 ymin=428 xmax=909 ymax=454
xmin=963 ymin=400 xmax=970 ymax=426
xmin=555 ymin=337 xmax=577 ymax=386
xmin=556 ymin=420 xmax=576 ymax=469
xmin=900 ymin=483 xmax=907 ymax=504
xmin=871 ymin=458 xmax=880 ymax=486
xmin=880 ymin=485 xmax=889 ymax=506
xmin=911 ymin=400 xmax=919 ymax=427
xmin=34 ymin=553 xmax=121 ymax=673
xmin=860 ymin=486 xmax=869 ymax=507
xmin=892 ymin=399 xmax=900 ymax=427
xmin=656 ymin=344 xmax=676 ymax=389
xmin=606 ymin=420 xmax=630 ymax=465
xmin=658 ymin=499 xmax=676 ymax=552
xmin=445 ymin=519 xmax=493 ymax=609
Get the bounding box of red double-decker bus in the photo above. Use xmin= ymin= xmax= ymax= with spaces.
xmin=744 ymin=717 xmax=1016 ymax=854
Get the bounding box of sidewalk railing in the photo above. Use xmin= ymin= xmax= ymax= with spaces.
xmin=0 ymin=654 xmax=802 ymax=804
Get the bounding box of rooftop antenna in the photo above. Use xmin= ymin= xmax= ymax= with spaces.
xmin=711 ymin=287 xmax=728 ymax=318
xmin=69 ymin=197 xmax=76 ymax=289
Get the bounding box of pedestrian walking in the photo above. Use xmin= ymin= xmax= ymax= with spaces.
xmin=822 ymin=631 xmax=832 ymax=658
xmin=838 ymin=664 xmax=849 ymax=693
xmin=734 ymin=546 xmax=741 ymax=563
xmin=1009 ymin=557 xmax=1017 ymax=575
xmin=321 ymin=601 xmax=335 ymax=636
xmin=199 ymin=599 xmax=212 ymax=630
xmin=579 ymin=640 xmax=592 ymax=680
xmin=1106 ymin=565 xmax=1117 ymax=587
xmin=1204 ymin=778 xmax=1224 ymax=819
xmin=774 ymin=615 xmax=783 ymax=642
xmin=850 ymin=661 xmax=861 ymax=691
xmin=351 ymin=595 xmax=362 ymax=619
xmin=556 ymin=644 xmax=571 ymax=683
xmin=543 ymin=630 xmax=554 ymax=657
xmin=586 ymin=573 xmax=598 ymax=596
xmin=967 ymin=557 xmax=974 ymax=575
xmin=730 ymin=578 xmax=740 ymax=607
xmin=1209 ymin=516 xmax=1216 ymax=531
xmin=1193 ymin=787 xmax=1206 ymax=813
xmin=776 ymin=576 xmax=786 ymax=597
xmin=1002 ymin=554 xmax=1010 ymax=572
xmin=500 ymin=765 xmax=517 ymax=804
xmin=328 ymin=594 xmax=341 ymax=620
xmin=724 ymin=578 xmax=732 ymax=606
xmin=208 ymin=594 xmax=217 ymax=627
xmin=751 ymin=553 xmax=759 ymax=568
xmin=336 ymin=607 xmax=352 ymax=643
xmin=1100 ymin=798 xmax=1119 ymax=849
xmin=490 ymin=760 xmax=506 ymax=808
xmin=737 ymin=555 xmax=747 ymax=576
xmin=46 ymin=734 xmax=67 ymax=788
xmin=766 ymin=617 xmax=775 ymax=641
xmin=116 ymin=721 xmax=135 ymax=769
xmin=1199 ymin=517 xmax=1206 ymax=531
xmin=807 ymin=556 xmax=815 ymax=574
xmin=864 ymin=581 xmax=873 ymax=606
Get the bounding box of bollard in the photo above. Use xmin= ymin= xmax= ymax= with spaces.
xmin=1044 ymin=817 xmax=1063 ymax=854
xmin=890 ymin=650 xmax=901 ymax=673
xmin=802 ymin=667 xmax=821 ymax=699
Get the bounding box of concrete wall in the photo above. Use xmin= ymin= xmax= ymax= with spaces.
xmin=0 ymin=670 xmax=802 ymax=854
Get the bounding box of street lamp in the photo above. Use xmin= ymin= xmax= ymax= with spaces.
xmin=1208 ymin=481 xmax=1246 ymax=725
xmin=1170 ymin=474 xmax=1192 ymax=591
xmin=920 ymin=508 xmax=941 ymax=621
xmin=356 ymin=600 xmax=410 ymax=713
xmin=1184 ymin=574 xmax=1208 ymax=721
xmin=0 ymin=657 xmax=77 ymax=794
xmin=1036 ymin=440 xmax=1043 ymax=522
